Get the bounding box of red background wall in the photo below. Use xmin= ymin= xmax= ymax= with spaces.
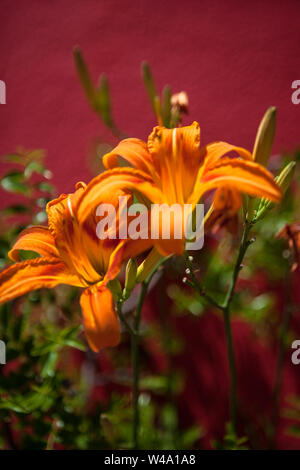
xmin=0 ymin=0 xmax=300 ymax=193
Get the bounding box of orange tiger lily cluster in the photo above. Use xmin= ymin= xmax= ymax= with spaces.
xmin=0 ymin=122 xmax=282 ymax=351
xmin=0 ymin=182 xmax=151 ymax=351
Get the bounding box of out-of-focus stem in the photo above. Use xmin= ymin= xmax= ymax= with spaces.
xmin=131 ymin=281 xmax=148 ymax=449
xmin=119 ymin=257 xmax=166 ymax=450
xmin=185 ymin=220 xmax=254 ymax=433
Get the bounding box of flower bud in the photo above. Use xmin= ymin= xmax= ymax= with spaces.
xmin=108 ymin=278 xmax=122 ymax=301
xmin=275 ymin=161 xmax=296 ymax=194
xmin=141 ymin=61 xmax=158 ymax=114
xmin=73 ymin=46 xmax=96 ymax=107
xmin=256 ymin=161 xmax=295 ymax=219
xmin=136 ymin=249 xmax=163 ymax=283
xmin=123 ymin=258 xmax=137 ymax=299
xmin=252 ymin=107 xmax=276 ymax=167
xmin=171 ymin=91 xmax=189 ymax=115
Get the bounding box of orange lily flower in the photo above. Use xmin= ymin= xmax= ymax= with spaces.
xmin=0 ymin=182 xmax=150 ymax=352
xmin=87 ymin=121 xmax=281 ymax=254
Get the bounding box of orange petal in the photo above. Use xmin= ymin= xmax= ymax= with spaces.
xmin=195 ymin=141 xmax=253 ymax=186
xmin=121 ymin=238 xmax=154 ymax=260
xmin=100 ymin=236 xmax=154 ymax=285
xmin=75 ymin=167 xmax=164 ymax=224
xmin=80 ymin=285 xmax=120 ymax=352
xmin=189 ymin=157 xmax=282 ymax=205
xmin=102 ymin=240 xmax=126 ymax=283
xmin=46 ymin=190 xmax=101 ymax=284
xmin=147 ymin=122 xmax=201 ymax=202
xmin=202 ymin=142 xmax=253 ymax=169
xmin=204 ymin=187 xmax=242 ymax=233
xmin=46 ymin=193 xmax=69 ymax=238
xmin=156 ymin=239 xmax=185 ymax=256
xmin=8 ymin=226 xmax=59 ymax=262
xmin=210 ymin=186 xmax=242 ymax=216
xmin=103 ymin=138 xmax=157 ymax=178
xmin=0 ymin=258 xmax=82 ymax=304
xmin=102 ymin=237 xmax=154 ymax=282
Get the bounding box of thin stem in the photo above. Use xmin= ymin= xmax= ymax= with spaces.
xmin=116 ymin=301 xmax=138 ymax=336
xmin=132 ymin=281 xmax=148 ymax=449
xmin=184 ymin=277 xmax=222 ymax=310
xmin=119 ymin=257 xmax=168 ymax=449
xmin=185 ymin=220 xmax=254 ymax=433
xmin=221 ymin=221 xmax=254 ymax=431
xmin=223 ymin=305 xmax=237 ymax=430
xmin=222 ymin=221 xmax=253 ymax=309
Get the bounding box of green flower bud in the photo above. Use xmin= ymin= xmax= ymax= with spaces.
xmin=73 ymin=46 xmax=96 ymax=107
xmin=136 ymin=249 xmax=163 ymax=283
xmin=252 ymin=107 xmax=276 ymax=167
xmin=141 ymin=61 xmax=158 ymax=114
xmin=256 ymin=161 xmax=296 ymax=219
xmin=108 ymin=278 xmax=122 ymax=302
xmin=276 ymin=161 xmax=296 ymax=194
xmin=123 ymin=259 xmax=138 ymax=299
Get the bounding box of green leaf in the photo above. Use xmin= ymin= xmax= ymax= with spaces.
xmin=24 ymin=161 xmax=48 ymax=179
xmin=58 ymin=325 xmax=86 ymax=351
xmin=288 ymin=425 xmax=300 ymax=437
xmin=41 ymin=351 xmax=58 ymax=378
xmin=37 ymin=181 xmax=54 ymax=194
xmin=180 ymin=426 xmax=201 ymax=448
xmin=161 ymin=403 xmax=178 ymax=431
xmin=32 ymin=325 xmax=86 ymax=355
xmin=0 ymin=385 xmax=55 ymax=413
xmin=1 ymin=171 xmax=31 ymax=196
xmin=31 ymin=340 xmax=60 ymax=356
xmin=59 ymin=338 xmax=86 ymax=351
xmin=12 ymin=314 xmax=27 ymax=342
xmin=25 ymin=149 xmax=45 ymax=164
xmin=34 ymin=211 xmax=47 ymax=224
xmin=1 ymin=204 xmax=30 ymax=216
xmin=2 ymin=153 xmax=23 ymax=164
xmin=139 ymin=375 xmax=176 ymax=394
xmin=36 ymin=197 xmax=50 ymax=208
xmin=0 ymin=399 xmax=28 ymax=413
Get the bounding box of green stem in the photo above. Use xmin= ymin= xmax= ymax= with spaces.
xmin=185 ymin=220 xmax=254 ymax=433
xmin=184 ymin=277 xmax=222 ymax=310
xmin=222 ymin=305 xmax=237 ymax=430
xmin=116 ymin=301 xmax=138 ymax=336
xmin=118 ymin=257 xmax=168 ymax=449
xmin=222 ymin=221 xmax=254 ymax=432
xmin=131 ymin=281 xmax=148 ymax=449
xmin=222 ymin=221 xmax=253 ymax=309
